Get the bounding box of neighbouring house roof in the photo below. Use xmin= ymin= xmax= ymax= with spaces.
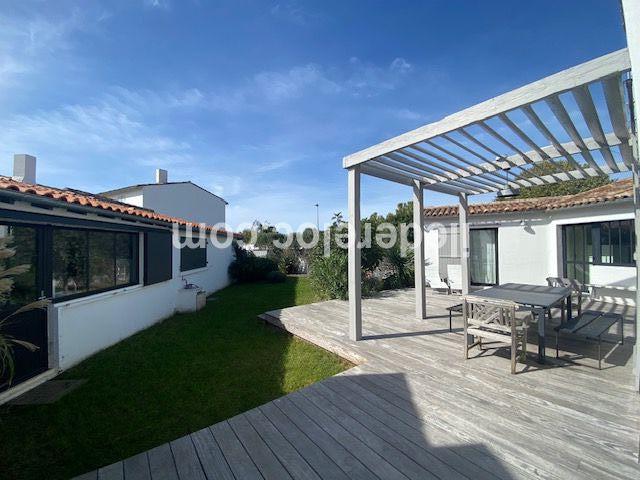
xmin=101 ymin=181 xmax=228 ymax=205
xmin=0 ymin=176 xmax=240 ymax=237
xmin=424 ymin=179 xmax=633 ymax=218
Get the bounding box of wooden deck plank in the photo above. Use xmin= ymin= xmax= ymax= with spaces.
xmin=245 ymin=407 xmax=322 ymax=480
xmin=298 ymin=385 xmax=448 ymax=480
xmin=147 ymin=444 xmax=178 ymax=480
xmin=210 ymin=421 xmax=263 ymax=480
xmin=354 ymin=319 xmax=639 ymax=455
xmin=72 ymin=472 xmax=98 ymax=480
xmin=123 ymin=452 xmax=150 ymax=480
xmin=358 ymin=366 xmax=639 ymax=480
xmin=349 ymin=369 xmax=565 ymax=479
xmin=311 ymin=379 xmax=506 ymax=480
xmin=74 ymin=289 xmax=640 ymax=480
xmin=190 ymin=427 xmax=235 ymax=480
xmin=322 ymin=373 xmax=531 ymax=480
xmin=258 ymin=402 xmax=350 ymax=480
xmin=169 ymin=436 xmax=206 ymax=480
xmin=98 ymin=462 xmax=124 ymax=480
xmin=286 ymin=391 xmax=414 ymax=480
xmin=349 ymin=325 xmax=640 ymax=472
xmin=272 ymin=396 xmax=379 ymax=480
xmin=228 ymin=412 xmax=293 ymax=480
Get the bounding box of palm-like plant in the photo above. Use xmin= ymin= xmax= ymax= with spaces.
xmin=0 ymin=236 xmax=50 ymax=386
xmin=382 ymin=245 xmax=415 ymax=289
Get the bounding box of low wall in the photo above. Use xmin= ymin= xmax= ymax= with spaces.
xmin=55 ymin=240 xmax=233 ymax=370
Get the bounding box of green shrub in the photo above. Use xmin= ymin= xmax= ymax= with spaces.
xmin=362 ymin=274 xmax=383 ymax=297
xmin=309 ymin=252 xmax=348 ymax=300
xmin=278 ymin=248 xmax=301 ymax=274
xmin=228 ymin=243 xmax=278 ymax=282
xmin=228 ymin=256 xmax=278 ymax=282
xmin=266 ymin=271 xmax=287 ymax=283
xmin=381 ymin=246 xmax=414 ymax=289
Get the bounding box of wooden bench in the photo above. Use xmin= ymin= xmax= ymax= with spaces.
xmin=448 ymin=303 xmax=533 ymax=332
xmin=446 ymin=303 xmax=462 ymax=332
xmin=554 ymin=310 xmax=624 ymax=369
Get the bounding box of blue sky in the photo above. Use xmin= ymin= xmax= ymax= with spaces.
xmin=0 ymin=0 xmax=627 ymax=228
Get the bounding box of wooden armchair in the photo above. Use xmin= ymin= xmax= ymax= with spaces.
xmin=546 ymin=276 xmax=584 ymax=317
xmin=463 ymin=296 xmax=530 ymax=374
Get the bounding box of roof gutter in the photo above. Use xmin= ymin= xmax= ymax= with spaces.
xmin=0 ymin=189 xmax=240 ymax=238
xmin=0 ymin=189 xmax=173 ymax=230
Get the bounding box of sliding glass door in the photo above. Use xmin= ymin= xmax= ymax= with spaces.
xmin=0 ymin=224 xmax=49 ymax=391
xmin=470 ymin=228 xmax=498 ymax=286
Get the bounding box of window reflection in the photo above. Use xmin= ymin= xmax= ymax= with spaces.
xmin=53 ymin=229 xmax=138 ymax=299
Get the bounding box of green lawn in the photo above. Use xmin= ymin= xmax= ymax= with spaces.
xmin=0 ymin=276 xmax=351 ymax=480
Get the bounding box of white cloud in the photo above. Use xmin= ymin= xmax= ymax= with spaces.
xmin=270 ymin=2 xmax=320 ymax=26
xmin=144 ymin=0 xmax=171 ymax=10
xmin=392 ymin=108 xmax=427 ymax=121
xmin=390 ymin=57 xmax=413 ymax=74
xmin=253 ymin=64 xmax=341 ymax=102
xmin=0 ymin=89 xmax=193 ymax=178
xmin=185 ymin=57 xmax=417 ymax=114
xmin=344 ymin=57 xmax=415 ymax=97
xmin=255 ymin=159 xmax=293 ymax=173
xmin=0 ymin=9 xmax=89 ymax=89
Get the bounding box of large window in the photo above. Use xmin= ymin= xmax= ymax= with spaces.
xmin=0 ymin=225 xmax=38 ymax=308
xmin=470 ymin=228 xmax=498 ymax=286
xmin=53 ymin=229 xmax=138 ymax=299
xmin=180 ymin=238 xmax=207 ymax=272
xmin=563 ymin=220 xmax=635 ymax=284
xmin=596 ymin=220 xmax=634 ymax=265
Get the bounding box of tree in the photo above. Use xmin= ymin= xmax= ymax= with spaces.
xmin=501 ymin=160 xmax=610 ymax=199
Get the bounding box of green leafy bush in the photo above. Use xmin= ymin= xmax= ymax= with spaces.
xmin=228 ymin=242 xmax=278 ymax=282
xmin=381 ymin=245 xmax=415 ymax=289
xmin=266 ymin=271 xmax=287 ymax=283
xmin=309 ymin=252 xmax=348 ymax=300
xmin=362 ymin=274 xmax=384 ymax=297
xmin=278 ymin=247 xmax=301 ymax=274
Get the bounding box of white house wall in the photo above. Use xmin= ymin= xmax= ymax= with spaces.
xmin=110 ymin=191 xmax=144 ymax=207
xmin=424 ymin=200 xmax=635 ymax=304
xmin=55 ymin=234 xmax=233 ymax=370
xmin=142 ymin=183 xmax=226 ymax=226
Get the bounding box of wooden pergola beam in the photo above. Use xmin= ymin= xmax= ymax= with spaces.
xmin=620 ymin=0 xmax=640 ymax=392
xmin=344 ymin=49 xmax=630 ymax=169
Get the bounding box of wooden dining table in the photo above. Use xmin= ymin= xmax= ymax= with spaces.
xmin=471 ymin=282 xmax=572 ymax=364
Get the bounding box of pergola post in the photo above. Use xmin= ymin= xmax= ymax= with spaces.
xmin=622 ymin=0 xmax=640 ymax=390
xmin=458 ymin=193 xmax=471 ymax=295
xmin=413 ymin=180 xmax=427 ymax=319
xmin=348 ymin=166 xmax=362 ymax=341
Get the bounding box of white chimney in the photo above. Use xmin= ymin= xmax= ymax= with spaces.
xmin=13 ymin=154 xmax=37 ymax=184
xmin=155 ymin=168 xmax=168 ymax=184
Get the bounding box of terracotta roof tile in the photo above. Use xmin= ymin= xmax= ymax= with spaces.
xmin=0 ymin=176 xmax=241 ymax=238
xmin=424 ymin=179 xmax=633 ymax=218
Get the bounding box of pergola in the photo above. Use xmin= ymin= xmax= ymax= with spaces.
xmin=342 ymin=1 xmax=640 ymax=388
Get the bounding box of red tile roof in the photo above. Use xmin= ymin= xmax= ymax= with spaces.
xmin=424 ymin=179 xmax=633 ymax=218
xmin=0 ymin=176 xmax=241 ymax=238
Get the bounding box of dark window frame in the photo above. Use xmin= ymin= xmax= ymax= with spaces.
xmin=51 ymin=226 xmax=140 ymax=302
xmin=562 ymin=220 xmax=635 ymax=284
xmin=179 ymin=237 xmax=207 ymax=272
xmin=591 ymin=220 xmax=635 ymax=267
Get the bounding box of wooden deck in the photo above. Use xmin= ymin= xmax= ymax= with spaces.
xmin=76 ymin=289 xmax=639 ymax=480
